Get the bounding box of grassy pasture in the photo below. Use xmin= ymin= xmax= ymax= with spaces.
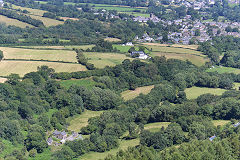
xmin=79 ymin=138 xmax=139 ymax=160
xmin=59 ymin=79 xmax=98 ymax=89
xmin=0 ymin=61 xmax=86 ymax=76
xmin=0 ymin=15 xmax=33 ymax=28
xmin=144 ymin=122 xmax=171 ymax=132
xmin=121 ymin=85 xmax=154 ymax=101
xmin=152 ymin=52 xmax=207 ymax=66
xmin=0 ymin=47 xmax=78 ymax=62
xmin=206 ymin=66 xmax=240 ymax=74
xmin=83 ymin=52 xmax=132 ymax=68
xmin=185 ymin=87 xmax=227 ymax=99
xmin=67 ymin=110 xmax=103 ymax=132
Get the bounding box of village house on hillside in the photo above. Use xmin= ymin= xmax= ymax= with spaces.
xmin=48 ymin=130 xmax=84 ymax=146
xmin=131 ymin=51 xmax=149 ymax=60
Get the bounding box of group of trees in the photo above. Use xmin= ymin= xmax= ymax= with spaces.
xmin=198 ymin=36 xmax=240 ymax=68
xmin=75 ymin=49 xmax=95 ymax=70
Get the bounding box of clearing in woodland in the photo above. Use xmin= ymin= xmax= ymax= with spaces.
xmin=67 ymin=110 xmax=103 ymax=132
xmin=185 ymin=87 xmax=227 ymax=99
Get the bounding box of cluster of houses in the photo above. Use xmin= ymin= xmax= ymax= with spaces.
xmin=133 ymin=14 xmax=240 ymax=44
xmin=47 ymin=130 xmax=83 ymax=146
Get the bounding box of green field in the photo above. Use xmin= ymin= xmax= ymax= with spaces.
xmin=144 ymin=122 xmax=171 ymax=132
xmin=0 ymin=60 xmax=86 ymax=76
xmin=0 ymin=47 xmax=78 ymax=62
xmin=121 ymin=85 xmax=154 ymax=101
xmin=185 ymin=87 xmax=227 ymax=99
xmin=84 ymin=52 xmax=133 ymax=68
xmin=78 ymin=138 xmax=139 ymax=160
xmin=67 ymin=110 xmax=103 ymax=132
xmin=206 ymin=66 xmax=240 ymax=74
xmin=59 ymin=79 xmax=98 ymax=89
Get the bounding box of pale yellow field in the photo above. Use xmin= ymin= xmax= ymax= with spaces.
xmin=143 ymin=43 xmax=199 ymax=50
xmin=0 ymin=47 xmax=78 ymax=62
xmin=84 ymin=52 xmax=132 ymax=68
xmin=152 ymin=52 xmax=208 ymax=66
xmin=144 ymin=122 xmax=171 ymax=132
xmin=29 ymin=15 xmax=64 ymax=27
xmin=11 ymin=4 xmax=47 ymax=16
xmin=0 ymin=15 xmax=33 ymax=28
xmin=104 ymin=38 xmax=121 ymax=42
xmin=0 ymin=61 xmax=86 ymax=76
xmin=185 ymin=87 xmax=227 ymax=99
xmin=68 ymin=110 xmax=103 ymax=132
xmin=212 ymin=120 xmax=230 ymax=127
xmin=121 ymin=85 xmax=154 ymax=101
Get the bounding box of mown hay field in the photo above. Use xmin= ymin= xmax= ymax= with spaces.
xmin=121 ymin=85 xmax=154 ymax=101
xmin=0 ymin=15 xmax=33 ymax=28
xmin=0 ymin=61 xmax=86 ymax=76
xmin=0 ymin=47 xmax=78 ymax=62
xmin=83 ymin=52 xmax=132 ymax=68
